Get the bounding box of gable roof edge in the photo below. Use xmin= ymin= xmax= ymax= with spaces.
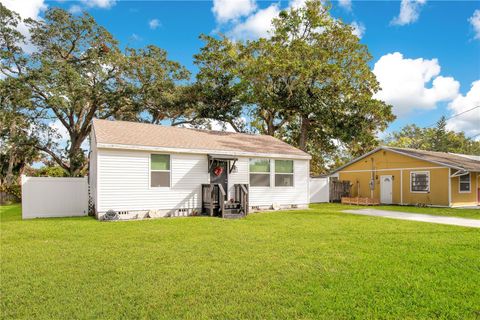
xmin=329 ymin=146 xmax=467 ymax=175
xmin=96 ymin=142 xmax=312 ymax=160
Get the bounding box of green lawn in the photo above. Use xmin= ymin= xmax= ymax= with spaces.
xmin=1 ymin=204 xmax=479 ymax=319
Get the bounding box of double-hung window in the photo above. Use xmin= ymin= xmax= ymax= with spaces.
xmin=459 ymin=173 xmax=471 ymax=193
xmin=150 ymin=154 xmax=170 ymax=187
xmin=249 ymin=159 xmax=270 ymax=187
xmin=410 ymin=171 xmax=429 ymax=192
xmin=275 ymin=160 xmax=294 ymax=187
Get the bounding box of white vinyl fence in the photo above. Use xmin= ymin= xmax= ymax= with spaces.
xmin=309 ymin=177 xmax=329 ymax=203
xmin=21 ymin=175 xmax=88 ymax=219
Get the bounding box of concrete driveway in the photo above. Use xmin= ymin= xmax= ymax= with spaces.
xmin=343 ymin=209 xmax=480 ymax=228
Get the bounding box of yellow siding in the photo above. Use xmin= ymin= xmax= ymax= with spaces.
xmin=451 ymin=172 xmax=479 ymax=207
xmin=338 ymin=149 xmax=450 ymax=206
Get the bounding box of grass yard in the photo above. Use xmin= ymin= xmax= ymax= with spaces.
xmin=1 ymin=204 xmax=479 ymax=319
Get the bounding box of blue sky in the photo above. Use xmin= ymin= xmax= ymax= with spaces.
xmin=4 ymin=0 xmax=480 ymax=139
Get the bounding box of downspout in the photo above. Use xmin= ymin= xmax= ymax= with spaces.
xmin=370 ymin=158 xmax=374 ymax=199
xmin=448 ymin=168 xmax=451 ymax=207
xmin=400 ymin=169 xmax=403 ymax=205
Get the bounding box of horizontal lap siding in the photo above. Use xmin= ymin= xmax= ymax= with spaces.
xmin=228 ymin=158 xmax=249 ymax=197
xmin=97 ymin=149 xmax=209 ymax=212
xmin=249 ymin=159 xmax=309 ymax=206
xmin=97 ymin=149 xmax=310 ymax=212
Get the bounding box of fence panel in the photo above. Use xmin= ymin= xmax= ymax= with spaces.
xmin=309 ymin=178 xmax=329 ymax=203
xmin=21 ymin=175 xmax=88 ymax=219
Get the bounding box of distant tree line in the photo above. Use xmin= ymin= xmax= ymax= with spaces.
xmin=1 ymin=0 xmax=478 ymax=197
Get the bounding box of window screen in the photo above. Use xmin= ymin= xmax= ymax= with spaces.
xmin=411 ymin=172 xmax=429 ymax=192
xmin=250 ymin=159 xmax=270 ymax=187
xmin=151 ymin=154 xmax=170 ymax=187
xmin=459 ymin=174 xmax=471 ymax=192
xmin=275 ymin=160 xmax=293 ymax=186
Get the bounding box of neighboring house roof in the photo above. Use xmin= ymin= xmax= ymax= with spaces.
xmin=92 ymin=119 xmax=311 ymax=159
xmin=330 ymin=146 xmax=480 ymax=174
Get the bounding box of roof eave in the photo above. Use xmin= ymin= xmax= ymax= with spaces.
xmin=96 ymin=142 xmax=312 ymax=160
xmin=328 ymin=146 xmax=472 ymax=174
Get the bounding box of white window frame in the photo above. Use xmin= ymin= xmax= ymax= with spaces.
xmin=410 ymin=171 xmax=430 ymax=193
xmin=274 ymin=159 xmax=295 ymax=188
xmin=249 ymin=158 xmax=271 ymax=188
xmin=149 ymin=153 xmax=172 ymax=189
xmin=458 ymin=173 xmax=471 ymax=193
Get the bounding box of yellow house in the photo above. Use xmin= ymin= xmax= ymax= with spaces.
xmin=330 ymin=146 xmax=480 ymax=207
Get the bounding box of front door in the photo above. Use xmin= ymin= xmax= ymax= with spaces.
xmin=380 ymin=175 xmax=393 ymax=204
xmin=210 ymin=160 xmax=228 ymax=200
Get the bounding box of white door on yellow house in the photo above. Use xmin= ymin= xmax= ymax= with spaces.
xmin=380 ymin=175 xmax=393 ymax=204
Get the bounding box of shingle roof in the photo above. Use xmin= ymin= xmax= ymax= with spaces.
xmin=386 ymin=147 xmax=480 ymax=172
xmin=92 ymin=119 xmax=311 ymax=159
xmin=331 ymin=146 xmax=480 ymax=173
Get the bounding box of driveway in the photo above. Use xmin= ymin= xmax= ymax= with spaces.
xmin=343 ymin=209 xmax=480 ymax=228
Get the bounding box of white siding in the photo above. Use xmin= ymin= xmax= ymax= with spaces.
xmin=227 ymin=157 xmax=249 ymax=198
xmin=97 ymin=149 xmax=209 ymax=213
xmin=247 ymin=158 xmax=310 ymax=207
xmin=96 ymin=149 xmax=310 ymax=214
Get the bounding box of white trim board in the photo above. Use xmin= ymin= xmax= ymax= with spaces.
xmin=97 ymin=143 xmax=311 ymax=160
xmin=338 ymin=166 xmax=445 ymax=173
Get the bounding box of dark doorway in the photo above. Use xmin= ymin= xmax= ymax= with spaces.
xmin=210 ymin=160 xmax=228 ymax=201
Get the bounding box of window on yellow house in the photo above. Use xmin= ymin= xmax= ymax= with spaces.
xmin=410 ymin=171 xmax=429 ymax=192
xmin=459 ymin=173 xmax=471 ymax=193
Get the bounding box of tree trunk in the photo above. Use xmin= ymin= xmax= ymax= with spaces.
xmin=298 ymin=116 xmax=310 ymax=151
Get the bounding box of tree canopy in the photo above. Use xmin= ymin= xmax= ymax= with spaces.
xmin=3 ymin=0 xmax=475 ymax=184
xmin=385 ymin=116 xmax=480 ymax=155
xmin=0 ymin=4 xmax=188 ymax=177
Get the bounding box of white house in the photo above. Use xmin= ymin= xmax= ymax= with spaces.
xmin=89 ymin=119 xmax=311 ymax=219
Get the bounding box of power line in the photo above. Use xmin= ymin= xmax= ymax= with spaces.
xmin=424 ymin=105 xmax=480 ymax=128
xmin=469 ymin=132 xmax=480 ymax=140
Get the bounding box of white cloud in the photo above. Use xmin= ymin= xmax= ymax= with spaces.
xmin=80 ymin=0 xmax=116 ymax=9
xmin=228 ymin=4 xmax=280 ymax=40
xmin=391 ymin=0 xmax=426 ymax=26
xmin=212 ymin=0 xmax=256 ymax=23
xmin=289 ymin=0 xmax=307 ymax=9
xmin=373 ymin=52 xmax=460 ymax=116
xmin=129 ymin=33 xmax=142 ymax=42
xmin=0 ymin=0 xmax=47 ymax=52
xmin=446 ymin=81 xmax=480 ymax=138
xmin=338 ymin=0 xmax=352 ymax=10
xmin=350 ymin=21 xmax=365 ymax=38
xmin=469 ymin=9 xmax=480 ymax=40
xmin=0 ymin=0 xmax=46 ymax=20
xmin=68 ymin=5 xmax=82 ymax=14
xmin=149 ymin=18 xmax=161 ymax=30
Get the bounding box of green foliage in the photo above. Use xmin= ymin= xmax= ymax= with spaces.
xmin=30 ymin=166 xmax=69 ymax=177
xmin=123 ymin=45 xmax=191 ymax=124
xmin=0 ymin=77 xmax=40 ymax=190
xmin=385 ymin=117 xmax=480 ymax=155
xmin=1 ymin=204 xmax=479 ymax=318
xmin=190 ymin=34 xmax=247 ymax=132
xmin=0 ymin=5 xmax=189 ymax=176
xmin=192 ymin=0 xmax=394 ymax=173
xmin=244 ymin=1 xmax=394 ymax=157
